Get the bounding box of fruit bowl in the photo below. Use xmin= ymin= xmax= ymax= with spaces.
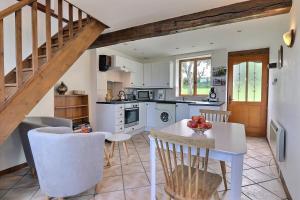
xmin=187 ymin=115 xmax=212 ymax=135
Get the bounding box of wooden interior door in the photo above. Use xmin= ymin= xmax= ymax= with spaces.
xmin=227 ymin=49 xmax=269 ymax=137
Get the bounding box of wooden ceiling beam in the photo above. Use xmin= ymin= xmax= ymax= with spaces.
xmin=89 ymin=0 xmax=292 ymax=49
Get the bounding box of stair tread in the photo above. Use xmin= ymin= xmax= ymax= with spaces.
xmin=5 ymin=83 xmax=17 ymax=87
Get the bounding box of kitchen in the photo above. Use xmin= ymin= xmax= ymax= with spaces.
xmin=95 ymin=52 xmax=226 ymax=135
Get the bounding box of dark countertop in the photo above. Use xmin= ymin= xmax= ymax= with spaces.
xmin=96 ymin=99 xmax=225 ymax=106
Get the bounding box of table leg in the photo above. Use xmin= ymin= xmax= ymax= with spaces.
xmin=104 ymin=147 xmax=111 ymax=166
xmin=230 ymin=154 xmax=244 ymax=200
xmin=123 ymin=142 xmax=129 ymax=157
xmin=150 ymin=138 xmax=156 ymax=200
xmin=110 ymin=142 xmax=115 ymax=158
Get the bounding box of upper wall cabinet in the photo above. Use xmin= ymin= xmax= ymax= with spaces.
xmin=111 ymin=55 xmax=143 ymax=88
xmin=143 ymin=61 xmax=173 ymax=88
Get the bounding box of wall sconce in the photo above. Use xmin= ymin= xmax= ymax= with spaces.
xmin=283 ymin=29 xmax=295 ymax=48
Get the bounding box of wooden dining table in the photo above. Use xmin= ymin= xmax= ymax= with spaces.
xmin=149 ymin=119 xmax=247 ymax=200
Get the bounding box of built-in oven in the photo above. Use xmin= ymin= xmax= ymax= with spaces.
xmin=124 ymin=103 xmax=139 ymax=128
xmin=137 ymin=90 xmax=153 ymax=100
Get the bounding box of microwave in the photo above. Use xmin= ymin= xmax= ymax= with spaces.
xmin=136 ymin=90 xmax=153 ymax=100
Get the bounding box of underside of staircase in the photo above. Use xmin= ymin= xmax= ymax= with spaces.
xmin=0 ymin=0 xmax=108 ymax=143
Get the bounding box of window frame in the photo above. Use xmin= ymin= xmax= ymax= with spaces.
xmin=179 ymin=56 xmax=212 ymax=97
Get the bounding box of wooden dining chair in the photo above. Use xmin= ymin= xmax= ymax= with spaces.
xmin=151 ymin=130 xmax=222 ymax=200
xmin=199 ymin=109 xmax=231 ymax=191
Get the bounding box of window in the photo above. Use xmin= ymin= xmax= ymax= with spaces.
xmin=179 ymin=57 xmax=211 ymax=96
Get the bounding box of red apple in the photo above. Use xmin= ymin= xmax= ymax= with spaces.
xmin=191 ymin=116 xmax=200 ymax=122
xmin=198 ymin=116 xmax=206 ymax=124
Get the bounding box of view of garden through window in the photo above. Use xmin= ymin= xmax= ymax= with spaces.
xmin=179 ymin=57 xmax=211 ymax=96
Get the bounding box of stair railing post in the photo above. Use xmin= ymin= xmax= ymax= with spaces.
xmin=78 ymin=9 xmax=82 ymax=31
xmin=68 ymin=3 xmax=73 ymax=38
xmin=31 ymin=1 xmax=38 ymax=73
xmin=0 ymin=19 xmax=4 ymax=102
xmin=15 ymin=9 xmax=23 ymax=87
xmin=58 ymin=0 xmax=63 ymax=48
xmin=45 ymin=0 xmax=52 ymax=61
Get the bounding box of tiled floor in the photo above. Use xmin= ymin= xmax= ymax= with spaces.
xmin=0 ymin=133 xmax=288 ymax=200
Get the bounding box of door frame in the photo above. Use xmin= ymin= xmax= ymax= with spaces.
xmin=227 ymin=48 xmax=269 ymax=136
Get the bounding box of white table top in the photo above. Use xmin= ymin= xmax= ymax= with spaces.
xmin=157 ymin=119 xmax=247 ymax=155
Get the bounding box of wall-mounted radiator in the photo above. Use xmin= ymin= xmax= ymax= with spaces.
xmin=269 ymin=120 xmax=285 ymax=162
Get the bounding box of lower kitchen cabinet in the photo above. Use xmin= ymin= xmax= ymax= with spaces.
xmin=175 ymin=103 xmax=190 ymax=122
xmin=138 ymin=102 xmax=147 ymax=129
xmin=146 ymin=102 xmax=156 ymax=131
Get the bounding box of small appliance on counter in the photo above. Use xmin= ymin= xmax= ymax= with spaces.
xmin=208 ymin=87 xmax=218 ymax=102
xmin=157 ymin=89 xmax=166 ymax=100
xmin=136 ymin=90 xmax=153 ymax=100
xmin=118 ymin=90 xmax=126 ymax=101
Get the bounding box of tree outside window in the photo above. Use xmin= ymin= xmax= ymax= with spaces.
xmin=179 ymin=57 xmax=211 ymax=96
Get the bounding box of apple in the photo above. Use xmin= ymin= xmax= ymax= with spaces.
xmin=204 ymin=122 xmax=212 ymax=129
xmin=198 ymin=116 xmax=206 ymax=124
xmin=198 ymin=123 xmax=206 ymax=129
xmin=191 ymin=116 xmax=200 ymax=122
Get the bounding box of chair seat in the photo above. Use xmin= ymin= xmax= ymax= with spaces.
xmin=165 ymin=165 xmax=222 ymax=200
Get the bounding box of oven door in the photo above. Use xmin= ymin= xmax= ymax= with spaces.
xmin=124 ymin=108 xmax=139 ymax=128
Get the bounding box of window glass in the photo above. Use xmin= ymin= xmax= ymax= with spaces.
xmin=180 ymin=61 xmax=194 ymax=95
xmin=248 ymin=62 xmax=262 ymax=102
xmin=196 ymin=59 xmax=211 ymax=95
xmin=232 ymin=62 xmax=247 ymax=101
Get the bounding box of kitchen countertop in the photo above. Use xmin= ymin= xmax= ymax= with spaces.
xmin=96 ymin=99 xmax=225 ymax=106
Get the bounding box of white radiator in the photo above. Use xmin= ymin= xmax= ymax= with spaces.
xmin=269 ymin=120 xmax=285 ymax=162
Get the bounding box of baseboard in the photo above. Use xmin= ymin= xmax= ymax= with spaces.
xmin=0 ymin=163 xmax=28 ymax=177
xmin=266 ymin=138 xmax=292 ymax=200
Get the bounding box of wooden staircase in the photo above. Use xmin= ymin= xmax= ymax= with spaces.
xmin=0 ymin=0 xmax=108 ymax=143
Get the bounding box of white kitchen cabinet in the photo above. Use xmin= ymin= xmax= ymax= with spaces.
xmin=127 ymin=60 xmax=144 ymax=88
xmin=96 ymin=104 xmax=125 ymax=134
xmin=138 ymin=102 xmax=147 ymax=129
xmin=112 ymin=55 xmax=131 ymax=72
xmin=175 ymin=103 xmax=190 ymax=122
xmin=146 ymin=102 xmax=156 ymax=131
xmin=143 ymin=63 xmax=152 ymax=87
xmin=143 ymin=61 xmax=173 ymax=88
xmin=189 ymin=105 xmax=223 ymax=118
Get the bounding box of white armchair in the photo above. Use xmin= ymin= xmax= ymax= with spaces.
xmin=28 ymin=127 xmax=105 ymax=199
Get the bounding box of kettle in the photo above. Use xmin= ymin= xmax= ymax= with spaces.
xmin=118 ymin=90 xmax=126 ymax=101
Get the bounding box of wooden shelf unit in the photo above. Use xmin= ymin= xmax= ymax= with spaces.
xmin=54 ymin=95 xmax=89 ymax=125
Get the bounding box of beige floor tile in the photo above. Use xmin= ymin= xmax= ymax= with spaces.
xmin=94 ymin=190 xmax=125 ymax=200
xmin=256 ymin=165 xmax=279 ymax=178
xmin=244 ymin=158 xmax=268 ymax=168
xmin=156 ymin=184 xmax=170 ymax=200
xmin=217 ymin=190 xmax=251 ymax=200
xmin=125 ymin=186 xmax=151 ymax=200
xmin=226 ymin=174 xmax=255 ymax=187
xmin=242 ymin=184 xmax=281 ymax=200
xmin=146 ymin=170 xmax=165 ymax=184
xmin=0 ymin=190 xmax=8 ymax=198
xmin=0 ymin=175 xmax=23 ymax=189
xmin=122 ymin=162 xmax=145 ymax=174
xmin=123 ymin=172 xmax=150 ymax=189
xmin=243 ymin=169 xmax=274 ymax=183
xmin=95 ymin=176 xmax=123 ymax=193
xmin=103 ymin=165 xmax=122 ymax=177
xmin=13 ymin=175 xmax=38 ymax=188
xmin=67 ymin=195 xmax=94 ymax=200
xmin=1 ymin=186 xmax=38 ymax=200
xmin=7 ymin=167 xmax=30 ymax=177
xmin=121 ymin=154 xmax=141 ymax=164
xmin=259 ymin=179 xmax=287 ymax=199
xmin=142 ymin=161 xmax=163 ymax=172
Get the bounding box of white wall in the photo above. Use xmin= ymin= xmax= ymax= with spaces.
xmin=267 ymin=2 xmax=300 ymax=199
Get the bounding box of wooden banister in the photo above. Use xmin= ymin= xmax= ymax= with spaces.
xmin=78 ymin=10 xmax=82 ymax=31
xmin=0 ymin=0 xmax=36 ymax=20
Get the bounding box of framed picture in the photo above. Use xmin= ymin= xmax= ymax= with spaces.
xmin=278 ymin=45 xmax=283 ymax=69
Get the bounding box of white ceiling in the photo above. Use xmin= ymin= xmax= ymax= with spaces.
xmin=108 ymin=14 xmax=290 ymax=60
xmin=69 ymin=0 xmax=248 ymax=32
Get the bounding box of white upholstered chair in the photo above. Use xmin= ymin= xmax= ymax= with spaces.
xmin=28 ymin=127 xmax=105 ymax=199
